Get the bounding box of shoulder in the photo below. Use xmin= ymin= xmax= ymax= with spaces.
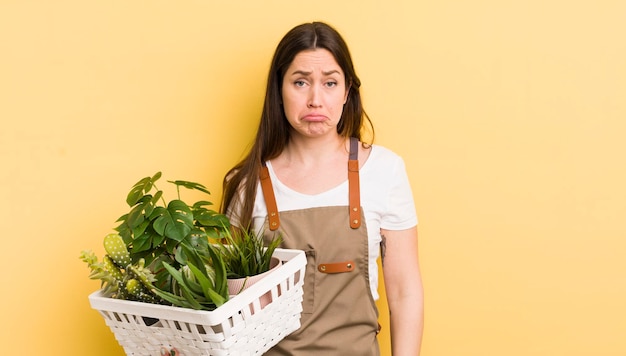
xmin=370 ymin=144 xmax=401 ymax=158
xmin=362 ymin=144 xmax=405 ymax=170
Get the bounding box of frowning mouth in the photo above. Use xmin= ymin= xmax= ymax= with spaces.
xmin=302 ymin=114 xmax=327 ymax=122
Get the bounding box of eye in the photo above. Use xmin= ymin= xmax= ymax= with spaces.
xmin=294 ymin=80 xmax=306 ymax=87
xmin=325 ymin=81 xmax=338 ymax=88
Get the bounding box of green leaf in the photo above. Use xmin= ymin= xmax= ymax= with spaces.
xmin=161 ymin=262 xmax=191 ymax=295
xmin=146 ymin=191 xmax=162 ymax=216
xmin=181 ymin=269 xmax=204 ymax=295
xmin=125 ymin=172 xmax=161 ymax=206
xmin=115 ymin=213 xmax=129 ymax=223
xmin=126 ymin=178 xmax=151 ymax=206
xmin=192 ymin=200 xmax=213 ymax=208
xmin=152 ymin=233 xmax=166 ymax=248
xmin=181 ymin=244 xmax=206 ymax=275
xmin=168 ymin=180 xmax=211 ymax=195
xmin=152 ymin=200 xmax=193 ymax=241
xmin=131 ymin=220 xmax=149 ymax=240
xmin=186 ymin=229 xmax=209 ymax=249
xmin=126 ymin=195 xmax=154 ymax=229
xmin=174 ymin=246 xmax=186 ymax=265
xmin=150 ymin=171 xmax=162 ymax=184
xmin=205 ymin=288 xmax=227 ymax=307
xmin=164 ymin=239 xmax=178 ymax=254
xmin=206 ymin=244 xmax=228 ymax=297
xmin=131 ymin=234 xmax=152 ymax=253
xmin=204 ymin=229 xmax=223 ymax=240
xmin=151 ymin=288 xmax=194 ymax=309
xmin=180 ymin=287 xmax=204 ymax=309
xmin=195 ymin=211 xmax=230 ymax=228
xmin=117 ymin=229 xmax=132 ymax=245
xmin=126 ymin=204 xmax=145 ymax=229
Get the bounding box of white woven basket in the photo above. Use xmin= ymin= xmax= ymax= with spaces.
xmin=89 ymin=248 xmax=306 ymax=356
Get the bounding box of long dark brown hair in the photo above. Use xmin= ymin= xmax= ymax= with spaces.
xmin=221 ymin=22 xmax=374 ymax=228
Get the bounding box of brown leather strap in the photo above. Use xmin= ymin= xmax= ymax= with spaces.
xmin=348 ymin=137 xmax=361 ymax=229
xmin=260 ymin=165 xmax=280 ymax=231
xmin=261 ymin=137 xmax=361 ymax=231
xmin=318 ymin=260 xmax=355 ymax=274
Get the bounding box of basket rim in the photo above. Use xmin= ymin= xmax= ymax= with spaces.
xmin=89 ymin=248 xmax=306 ymax=325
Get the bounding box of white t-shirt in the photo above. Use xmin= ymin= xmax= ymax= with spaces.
xmin=249 ymin=144 xmax=418 ymax=300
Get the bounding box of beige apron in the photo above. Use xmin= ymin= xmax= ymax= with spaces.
xmin=260 ymin=138 xmax=380 ymax=355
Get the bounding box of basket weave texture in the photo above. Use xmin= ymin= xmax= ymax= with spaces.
xmin=89 ymin=248 xmax=306 ymax=355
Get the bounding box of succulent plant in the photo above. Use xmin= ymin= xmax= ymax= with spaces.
xmin=215 ymin=227 xmax=283 ymax=279
xmin=80 ymin=243 xmax=158 ymax=304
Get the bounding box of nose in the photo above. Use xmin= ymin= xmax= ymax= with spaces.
xmin=307 ymin=85 xmax=321 ymax=108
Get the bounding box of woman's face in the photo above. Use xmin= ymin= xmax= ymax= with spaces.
xmin=281 ymin=49 xmax=349 ymax=139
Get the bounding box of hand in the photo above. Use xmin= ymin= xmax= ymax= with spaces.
xmin=160 ymin=347 xmax=181 ymax=355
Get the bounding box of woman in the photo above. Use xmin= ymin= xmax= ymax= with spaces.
xmin=221 ymin=22 xmax=423 ymax=355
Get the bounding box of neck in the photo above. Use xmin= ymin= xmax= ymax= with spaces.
xmin=282 ymin=134 xmax=349 ymax=165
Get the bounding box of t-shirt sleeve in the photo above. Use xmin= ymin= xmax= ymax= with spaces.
xmin=380 ymin=156 xmax=418 ymax=230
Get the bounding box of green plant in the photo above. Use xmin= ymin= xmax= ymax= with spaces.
xmin=153 ymin=243 xmax=229 ymax=309
xmin=215 ymin=227 xmax=283 ymax=279
xmin=80 ymin=172 xmax=231 ymax=310
xmin=117 ymin=172 xmax=228 ymax=267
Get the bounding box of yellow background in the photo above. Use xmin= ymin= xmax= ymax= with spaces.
xmin=1 ymin=1 xmax=625 ymax=355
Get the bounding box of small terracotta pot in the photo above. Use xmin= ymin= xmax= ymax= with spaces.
xmin=227 ymin=257 xmax=281 ymax=309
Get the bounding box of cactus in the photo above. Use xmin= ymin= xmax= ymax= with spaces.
xmin=126 ymin=279 xmax=141 ymax=295
xmin=103 ymin=233 xmax=131 ymax=267
xmin=103 ymin=255 xmax=124 ymax=281
xmin=81 ymin=234 xmax=160 ymax=303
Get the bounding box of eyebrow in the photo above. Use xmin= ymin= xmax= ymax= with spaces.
xmin=289 ymin=69 xmax=342 ymax=76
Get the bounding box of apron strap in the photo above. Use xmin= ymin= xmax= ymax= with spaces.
xmin=348 ymin=137 xmax=362 ymax=229
xmin=259 ymin=137 xmax=362 ymax=231
xmin=260 ymin=162 xmax=280 ymax=231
